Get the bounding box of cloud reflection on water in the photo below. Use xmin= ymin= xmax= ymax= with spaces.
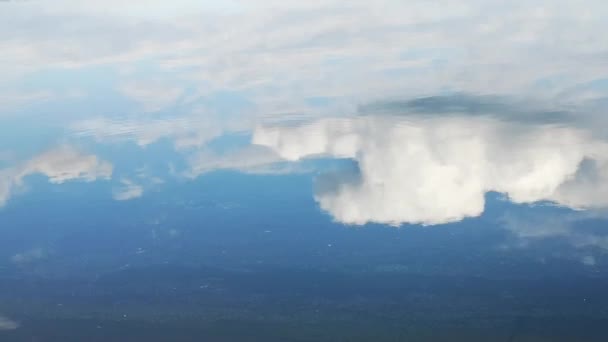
xmin=1 ymin=1 xmax=607 ymax=236
xmin=253 ymin=106 xmax=608 ymax=226
xmin=0 ymin=146 xmax=112 ymax=207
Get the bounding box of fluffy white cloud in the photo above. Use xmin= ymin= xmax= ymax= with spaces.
xmin=253 ymin=114 xmax=608 ymax=225
xmin=0 ymin=146 xmax=112 ymax=207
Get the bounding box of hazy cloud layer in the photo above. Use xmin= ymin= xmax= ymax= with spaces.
xmin=1 ymin=0 xmax=607 ymax=117
xmin=71 ymin=115 xmax=238 ymax=150
xmin=118 ymin=80 xmax=185 ymax=113
xmin=254 ymin=112 xmax=608 ymax=225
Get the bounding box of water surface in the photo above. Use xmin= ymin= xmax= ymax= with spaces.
xmin=1 ymin=1 xmax=608 ymax=341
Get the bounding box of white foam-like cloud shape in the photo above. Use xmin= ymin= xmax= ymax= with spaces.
xmin=0 ymin=146 xmax=113 ymax=207
xmin=253 ymin=115 xmax=608 ymax=225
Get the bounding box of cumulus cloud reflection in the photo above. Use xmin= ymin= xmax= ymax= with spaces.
xmin=254 ymin=104 xmax=608 ymax=226
xmin=0 ymin=147 xmax=112 ymax=207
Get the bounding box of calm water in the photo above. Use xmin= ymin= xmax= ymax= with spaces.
xmin=1 ymin=1 xmax=608 ymax=341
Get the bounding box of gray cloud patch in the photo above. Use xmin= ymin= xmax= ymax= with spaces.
xmin=359 ymin=94 xmax=573 ymax=125
xmin=0 ymin=315 xmax=18 ymax=331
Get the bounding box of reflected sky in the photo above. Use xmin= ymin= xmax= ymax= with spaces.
xmin=1 ymin=1 xmax=608 ymax=340
xmin=2 ymin=0 xmax=608 ymax=274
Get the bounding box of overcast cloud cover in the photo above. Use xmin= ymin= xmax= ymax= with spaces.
xmin=2 ymin=0 xmax=607 ymax=113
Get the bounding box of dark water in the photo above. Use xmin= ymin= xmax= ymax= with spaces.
xmin=3 ymin=169 xmax=608 ymax=341
xmin=2 ymin=174 xmax=608 ymax=341
xmin=3 ymin=267 xmax=608 ymax=341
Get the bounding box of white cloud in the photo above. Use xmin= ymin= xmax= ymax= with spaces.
xmin=253 ymin=113 xmax=608 ymax=225
xmin=0 ymin=146 xmax=112 ymax=207
xmin=16 ymin=146 xmax=113 ymax=184
xmin=0 ymin=315 xmax=18 ymax=331
xmin=113 ymin=179 xmax=144 ymax=201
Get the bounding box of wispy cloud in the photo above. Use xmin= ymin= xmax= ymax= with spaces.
xmin=112 ymin=178 xmax=144 ymax=201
